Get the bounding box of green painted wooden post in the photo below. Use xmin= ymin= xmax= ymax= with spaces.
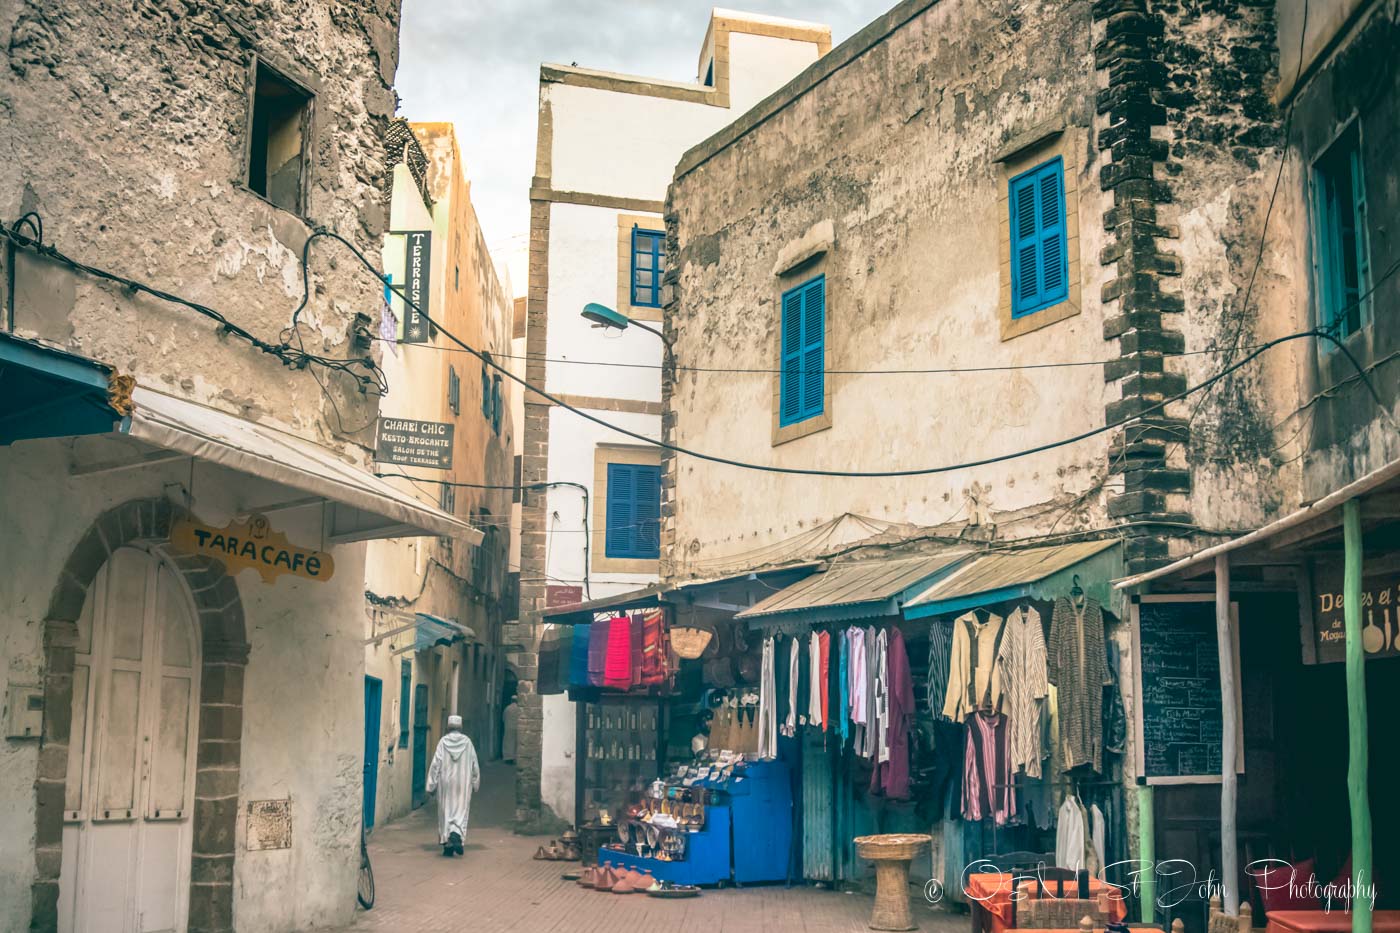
xmin=1343 ymin=499 xmax=1373 ymax=933
xmin=1138 ymin=784 xmax=1156 ymax=924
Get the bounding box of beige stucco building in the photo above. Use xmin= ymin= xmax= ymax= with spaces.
xmin=362 ymin=120 xmax=516 ymax=833
xmin=513 ymin=7 xmax=834 ymax=828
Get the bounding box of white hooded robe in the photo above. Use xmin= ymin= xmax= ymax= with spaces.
xmin=426 ymin=731 xmax=480 ymax=844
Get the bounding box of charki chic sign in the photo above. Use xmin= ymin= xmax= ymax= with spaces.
xmin=170 ymin=514 xmax=335 ymax=584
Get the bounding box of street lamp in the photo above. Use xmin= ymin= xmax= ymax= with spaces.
xmin=580 ymin=303 xmax=675 ymax=374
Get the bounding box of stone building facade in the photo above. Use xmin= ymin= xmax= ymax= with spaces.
xmin=661 ymin=0 xmax=1302 ymax=584
xmin=0 ymin=3 xmax=481 ymax=932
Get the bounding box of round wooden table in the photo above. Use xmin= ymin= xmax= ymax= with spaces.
xmin=854 ymin=833 xmax=931 ymax=931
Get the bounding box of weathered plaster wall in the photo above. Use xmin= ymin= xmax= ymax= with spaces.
xmin=2 ymin=0 xmax=401 ymax=452
xmin=0 ymin=440 xmax=369 ymax=932
xmin=1283 ymin=0 xmax=1400 ymax=499
xmin=665 ymin=0 xmax=1113 ymax=576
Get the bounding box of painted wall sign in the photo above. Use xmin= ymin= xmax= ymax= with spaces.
xmin=170 ymin=514 xmax=335 ymax=584
xmin=245 ymin=798 xmax=293 ymax=851
xmin=374 ymin=417 xmax=454 ymax=470
xmin=398 ymin=230 xmax=432 ymax=343
xmin=1310 ymin=561 xmax=1397 ymax=664
xmin=546 ymin=584 xmax=584 ymax=608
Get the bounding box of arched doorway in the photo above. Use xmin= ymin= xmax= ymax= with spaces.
xmin=58 ymin=547 xmax=201 ymax=933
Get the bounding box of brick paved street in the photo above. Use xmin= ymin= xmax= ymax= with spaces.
xmin=329 ymin=762 xmax=963 ymax=933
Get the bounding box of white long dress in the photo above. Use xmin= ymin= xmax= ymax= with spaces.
xmin=427 ymin=731 xmax=480 ymax=844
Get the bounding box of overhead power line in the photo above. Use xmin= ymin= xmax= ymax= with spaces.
xmin=311 ymin=229 xmax=1395 ymax=479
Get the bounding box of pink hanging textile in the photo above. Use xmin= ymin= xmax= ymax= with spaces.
xmin=603 ymin=614 xmax=633 ymax=688
xmin=962 ymin=710 xmax=1016 ymax=825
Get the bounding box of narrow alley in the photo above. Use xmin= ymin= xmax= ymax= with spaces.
xmin=332 ymin=763 xmax=961 ymax=933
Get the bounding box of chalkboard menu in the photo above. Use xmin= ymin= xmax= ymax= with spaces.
xmin=1134 ymin=597 xmax=1240 ymax=783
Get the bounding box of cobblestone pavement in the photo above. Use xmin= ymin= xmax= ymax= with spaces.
xmin=329 ymin=761 xmax=964 ymax=933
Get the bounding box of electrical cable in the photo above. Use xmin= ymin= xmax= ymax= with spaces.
xmin=309 ymin=226 xmax=1395 ymax=479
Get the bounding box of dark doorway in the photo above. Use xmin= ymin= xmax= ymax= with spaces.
xmin=363 ymin=676 xmax=382 ymax=831
xmin=412 ymin=683 xmax=430 ymax=809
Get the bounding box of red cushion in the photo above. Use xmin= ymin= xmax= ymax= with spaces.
xmin=1247 ymin=859 xmax=1323 ymax=912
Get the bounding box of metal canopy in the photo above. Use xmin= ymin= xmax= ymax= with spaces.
xmin=122 ymin=387 xmax=482 ymax=545
xmin=735 ymin=552 xmax=971 ymax=624
xmin=902 ymin=539 xmax=1121 ymax=620
xmin=0 ymin=333 xmax=121 ymax=445
xmin=406 ymin=613 xmax=474 ymax=654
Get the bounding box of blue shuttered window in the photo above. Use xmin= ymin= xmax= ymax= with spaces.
xmin=1311 ymin=123 xmax=1371 ymax=340
xmin=1009 ymin=157 xmax=1069 ymax=318
xmin=481 ymin=362 xmax=491 ymax=417
xmin=779 ymin=276 xmax=825 ymax=427
xmin=630 ymin=228 xmax=665 ymax=308
xmin=605 ymin=462 xmax=660 ymax=560
xmin=398 ymin=659 xmax=411 ymax=748
xmin=491 ymin=375 xmax=502 ymax=435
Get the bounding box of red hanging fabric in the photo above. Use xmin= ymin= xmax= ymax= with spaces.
xmin=603 ymin=614 xmax=632 ymax=688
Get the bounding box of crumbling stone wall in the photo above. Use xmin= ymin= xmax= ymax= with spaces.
xmin=2 ymin=0 xmax=403 ymax=451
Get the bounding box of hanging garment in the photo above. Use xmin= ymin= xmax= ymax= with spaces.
xmin=1103 ymin=641 xmax=1128 ymax=757
xmin=927 ymin=618 xmax=954 ymax=721
xmin=639 ymin=608 xmax=668 ymax=685
xmin=758 ymin=636 xmax=777 ymax=760
xmin=786 ymin=635 xmax=800 ymax=735
xmin=603 ymin=614 xmax=633 ymax=688
xmin=808 ymin=631 xmax=823 ymax=728
xmin=570 ymin=622 xmax=592 ymax=687
xmin=849 ymin=627 xmax=868 ymax=726
xmin=943 ymin=611 xmax=1006 ymax=722
xmin=997 ymin=606 xmax=1049 ymax=778
xmin=797 ymin=633 xmax=811 ymax=727
xmin=775 ymin=635 xmax=791 ymax=732
xmin=873 ymin=628 xmax=891 ymax=764
xmin=838 ymin=629 xmax=850 ymax=745
xmin=871 ymin=626 xmax=915 ymax=799
xmin=962 ymin=711 xmax=1015 ymax=825
xmin=818 ymin=630 xmax=831 ymax=732
xmin=587 ymin=616 xmax=611 ymax=686
xmin=861 ymin=625 xmax=880 ymax=758
xmin=628 ymin=611 xmax=645 ymax=688
xmin=1047 ymin=596 xmax=1110 ymax=773
xmin=1091 ymin=803 xmax=1106 ymax=873
xmin=1055 ymin=795 xmax=1087 ymax=871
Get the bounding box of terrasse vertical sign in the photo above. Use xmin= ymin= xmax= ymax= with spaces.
xmin=399 ymin=230 xmax=431 ymax=343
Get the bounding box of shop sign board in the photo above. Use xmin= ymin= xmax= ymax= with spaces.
xmin=375 ymin=418 xmax=454 ymax=471
xmin=1131 ymin=595 xmax=1243 ymax=784
xmin=546 ymin=584 xmax=583 ymax=608
xmin=170 ymin=514 xmax=335 ymax=585
xmin=1309 ymin=561 xmax=1398 ymax=664
xmin=397 ymin=230 xmax=432 ymax=343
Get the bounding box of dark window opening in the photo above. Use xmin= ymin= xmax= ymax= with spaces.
xmin=247 ymin=61 xmax=311 ymax=215
xmin=704 ymin=60 xmax=715 ymax=87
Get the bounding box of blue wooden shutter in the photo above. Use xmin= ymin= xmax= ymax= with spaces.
xmin=779 ymin=276 xmax=825 ymax=426
xmin=1009 ymin=158 xmax=1069 ymax=317
xmin=491 ymin=376 xmax=502 ymax=434
xmin=631 ymin=228 xmax=663 ymax=308
xmin=634 ymin=464 xmax=660 ymax=557
xmin=605 ymin=463 xmax=635 ymax=558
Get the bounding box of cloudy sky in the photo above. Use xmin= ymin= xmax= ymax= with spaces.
xmin=395 ymin=0 xmax=890 ymax=294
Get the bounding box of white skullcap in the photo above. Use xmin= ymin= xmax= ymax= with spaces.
xmin=447 ymin=715 xmax=463 ymax=728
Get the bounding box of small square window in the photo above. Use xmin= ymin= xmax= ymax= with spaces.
xmin=246 ymin=60 xmax=312 ymax=215
xmin=447 ymin=365 xmax=460 ymax=415
xmin=630 ymin=228 xmax=664 ymax=308
xmin=1311 ymin=122 xmax=1371 ymax=341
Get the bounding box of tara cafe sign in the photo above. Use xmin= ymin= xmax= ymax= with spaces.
xmin=170 ymin=514 xmax=335 ymax=584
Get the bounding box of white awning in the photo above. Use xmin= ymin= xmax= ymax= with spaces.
xmin=122 ymin=387 xmax=482 ymax=545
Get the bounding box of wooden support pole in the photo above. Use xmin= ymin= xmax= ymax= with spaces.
xmin=1343 ymin=499 xmax=1373 ymax=933
xmin=1215 ymin=553 xmax=1239 ymax=914
xmin=1138 ymin=784 xmax=1156 ymax=924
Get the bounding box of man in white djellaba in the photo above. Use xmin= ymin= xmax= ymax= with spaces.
xmin=426 ymin=715 xmax=480 ymax=856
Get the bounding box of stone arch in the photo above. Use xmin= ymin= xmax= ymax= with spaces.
xmin=31 ymin=497 xmax=247 ymax=933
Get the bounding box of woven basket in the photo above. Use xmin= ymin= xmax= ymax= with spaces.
xmin=671 ymin=627 xmax=712 ymax=659
xmin=853 ymin=833 xmax=931 ymax=862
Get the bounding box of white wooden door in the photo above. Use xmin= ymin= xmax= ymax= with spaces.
xmin=59 ymin=547 xmax=201 ymax=933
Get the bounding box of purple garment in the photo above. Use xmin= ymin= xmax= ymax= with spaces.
xmin=962 ymin=711 xmax=1016 ymax=825
xmin=871 ymin=626 xmax=915 ymax=799
xmin=586 ymin=618 xmax=609 ymax=686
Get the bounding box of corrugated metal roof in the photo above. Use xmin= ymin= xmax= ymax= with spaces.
xmin=735 ymin=553 xmax=969 ymax=620
xmin=903 ymin=539 xmax=1119 ymax=610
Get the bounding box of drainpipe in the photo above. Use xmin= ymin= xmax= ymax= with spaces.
xmin=1215 ymin=553 xmax=1238 ymax=915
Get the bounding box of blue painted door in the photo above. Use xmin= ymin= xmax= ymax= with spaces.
xmin=411 ymin=683 xmax=429 ymax=808
xmin=363 ymin=676 xmax=382 ymax=831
